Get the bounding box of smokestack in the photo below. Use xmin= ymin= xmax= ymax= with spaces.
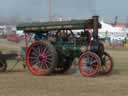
xmin=92 ymin=16 xmax=99 ymax=39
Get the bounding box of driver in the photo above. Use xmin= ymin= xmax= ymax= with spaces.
xmin=48 ymin=34 xmax=56 ymax=43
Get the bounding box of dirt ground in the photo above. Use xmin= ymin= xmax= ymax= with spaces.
xmin=0 ymin=39 xmax=128 ymax=96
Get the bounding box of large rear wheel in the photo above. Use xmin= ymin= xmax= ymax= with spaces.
xmin=26 ymin=41 xmax=57 ymax=76
xmin=79 ymin=52 xmax=101 ymax=77
xmin=54 ymin=58 xmax=72 ymax=73
xmin=53 ymin=48 xmax=72 ymax=73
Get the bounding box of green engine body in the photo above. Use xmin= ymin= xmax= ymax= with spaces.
xmin=17 ymin=16 xmax=101 ymax=73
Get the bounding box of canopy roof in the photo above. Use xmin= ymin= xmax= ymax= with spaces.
xmin=17 ymin=18 xmax=101 ymax=33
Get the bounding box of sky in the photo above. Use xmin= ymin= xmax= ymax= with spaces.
xmin=0 ymin=0 xmax=128 ymax=23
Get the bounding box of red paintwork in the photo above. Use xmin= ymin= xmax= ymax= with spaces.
xmin=6 ymin=34 xmax=22 ymax=43
xmin=79 ymin=52 xmax=101 ymax=77
xmin=26 ymin=41 xmax=49 ymax=76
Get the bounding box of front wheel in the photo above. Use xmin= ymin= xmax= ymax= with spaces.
xmin=79 ymin=52 xmax=101 ymax=77
xmin=99 ymin=52 xmax=113 ymax=75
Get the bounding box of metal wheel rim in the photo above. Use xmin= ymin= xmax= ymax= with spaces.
xmin=79 ymin=52 xmax=101 ymax=77
xmin=27 ymin=42 xmax=53 ymax=75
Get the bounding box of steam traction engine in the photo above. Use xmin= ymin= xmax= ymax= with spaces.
xmin=17 ymin=16 xmax=113 ymax=77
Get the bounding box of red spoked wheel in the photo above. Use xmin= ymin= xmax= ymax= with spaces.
xmin=99 ymin=52 xmax=113 ymax=75
xmin=26 ymin=41 xmax=57 ymax=76
xmin=79 ymin=52 xmax=101 ymax=77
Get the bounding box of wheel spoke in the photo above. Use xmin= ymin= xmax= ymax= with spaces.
xmin=104 ymin=57 xmax=109 ymax=61
xmin=83 ymin=58 xmax=96 ymax=70
xmin=31 ymin=59 xmax=39 ymax=65
xmin=90 ymin=60 xmax=97 ymax=65
xmin=86 ymin=57 xmax=90 ymax=63
xmin=46 ymin=59 xmax=52 ymax=64
xmin=40 ymin=45 xmax=45 ymax=53
xmin=29 ymin=56 xmax=38 ymax=59
xmin=31 ymin=51 xmax=39 ymax=57
xmin=38 ymin=45 xmax=41 ymax=53
xmin=101 ymin=66 xmax=105 ymax=72
xmin=85 ymin=67 xmax=92 ymax=72
xmin=32 ymin=48 xmax=39 ymax=55
xmin=42 ymin=47 xmax=48 ymax=54
xmin=46 ymin=54 xmax=53 ymax=57
xmin=32 ymin=61 xmax=40 ymax=67
xmin=44 ymin=63 xmax=49 ymax=69
xmin=38 ymin=62 xmax=45 ymax=69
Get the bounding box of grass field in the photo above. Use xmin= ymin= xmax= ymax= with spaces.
xmin=0 ymin=40 xmax=128 ymax=96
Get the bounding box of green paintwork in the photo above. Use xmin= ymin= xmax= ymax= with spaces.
xmin=19 ymin=16 xmax=101 ymax=65
xmin=17 ymin=19 xmax=100 ymax=32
